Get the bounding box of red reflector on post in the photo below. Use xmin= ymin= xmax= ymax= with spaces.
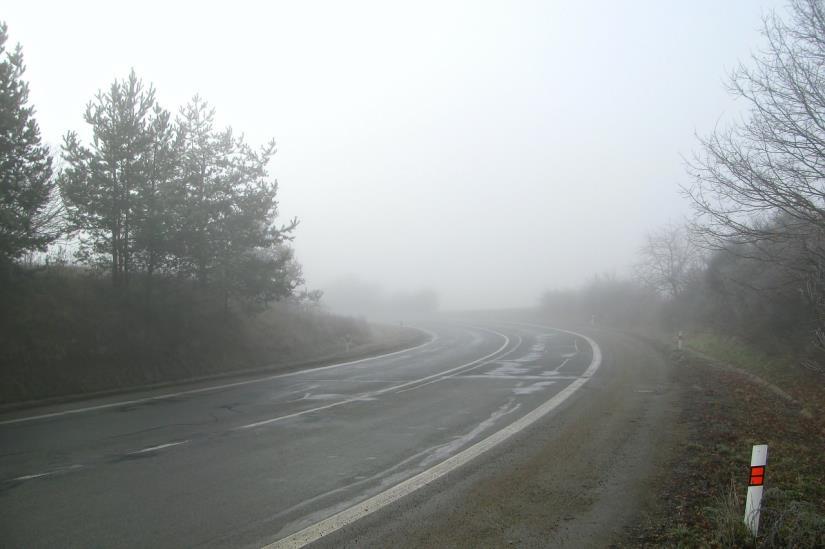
xmin=749 ymin=465 xmax=765 ymax=486
xmin=745 ymin=444 xmax=768 ymax=536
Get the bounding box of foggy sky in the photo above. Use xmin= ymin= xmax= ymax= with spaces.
xmin=6 ymin=0 xmax=785 ymax=310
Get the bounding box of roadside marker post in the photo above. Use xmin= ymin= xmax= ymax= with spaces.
xmin=744 ymin=444 xmax=768 ymax=536
xmin=677 ymin=331 xmax=683 ymax=350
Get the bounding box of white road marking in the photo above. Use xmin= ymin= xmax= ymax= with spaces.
xmin=301 ymin=393 xmax=374 ymax=402
xmin=552 ymin=357 xmax=572 ymax=372
xmin=10 ymin=464 xmax=83 ymax=482
xmin=262 ymin=327 xmax=602 ymax=549
xmin=418 ymin=400 xmax=521 ymax=467
xmin=236 ymin=328 xmax=511 ymax=430
xmin=126 ymin=440 xmax=189 ymax=455
xmin=267 ymin=444 xmax=440 ymax=524
xmin=0 ymin=329 xmax=438 ymax=426
xmin=461 ymin=374 xmax=571 ymax=381
xmin=512 ymin=381 xmax=556 ymax=395
xmin=395 ymin=334 xmax=524 ymax=394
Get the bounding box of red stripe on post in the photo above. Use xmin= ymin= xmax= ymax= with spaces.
xmin=749 ymin=465 xmax=765 ymax=486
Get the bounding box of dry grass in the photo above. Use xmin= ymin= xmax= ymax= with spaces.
xmin=705 ymin=480 xmax=753 ymax=547
xmin=687 ymin=332 xmax=825 ymax=422
xmin=0 ymin=266 xmax=417 ymax=405
xmin=622 ymin=340 xmax=825 ymax=548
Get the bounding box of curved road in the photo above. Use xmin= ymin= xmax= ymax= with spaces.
xmin=0 ymin=320 xmax=600 ymax=548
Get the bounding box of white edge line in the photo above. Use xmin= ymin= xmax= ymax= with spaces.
xmin=0 ymin=328 xmax=439 ymax=426
xmin=262 ymin=326 xmax=601 ymax=549
xmin=236 ymin=327 xmax=511 ymax=430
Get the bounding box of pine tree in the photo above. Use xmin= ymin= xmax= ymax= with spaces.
xmin=132 ymin=104 xmax=178 ymax=297
xmin=0 ymin=22 xmax=59 ymax=266
xmin=175 ymin=96 xmax=221 ymax=284
xmin=61 ymin=70 xmax=160 ymax=287
xmin=231 ymin=244 xmax=304 ymax=310
xmin=176 ymin=96 xmax=298 ymax=311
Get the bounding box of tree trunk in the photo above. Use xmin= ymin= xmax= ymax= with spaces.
xmin=146 ymin=252 xmax=155 ymax=308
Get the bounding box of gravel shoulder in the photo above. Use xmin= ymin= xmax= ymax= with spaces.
xmin=311 ymin=327 xmax=678 ymax=548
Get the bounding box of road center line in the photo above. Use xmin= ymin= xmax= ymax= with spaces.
xmin=236 ymin=327 xmax=511 ymax=430
xmin=9 ymin=464 xmax=83 ymax=483
xmin=395 ymin=333 xmax=525 ymax=393
xmin=552 ymin=356 xmax=572 ymax=372
xmin=126 ymin=440 xmax=190 ymax=455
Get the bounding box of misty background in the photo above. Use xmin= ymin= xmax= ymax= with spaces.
xmin=5 ymin=0 xmax=784 ymax=310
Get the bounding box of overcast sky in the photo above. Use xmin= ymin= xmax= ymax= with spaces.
xmin=6 ymin=0 xmax=785 ymax=310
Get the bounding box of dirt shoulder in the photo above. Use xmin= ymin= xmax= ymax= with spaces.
xmin=313 ymin=327 xmax=680 ymax=548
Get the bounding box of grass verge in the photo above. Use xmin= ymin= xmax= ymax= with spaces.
xmin=621 ymin=336 xmax=825 ymax=547
xmin=687 ymin=332 xmax=824 ymax=418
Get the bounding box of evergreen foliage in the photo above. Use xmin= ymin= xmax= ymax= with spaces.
xmin=0 ymin=22 xmax=59 ymax=266
xmin=60 ymin=76 xmax=300 ymax=307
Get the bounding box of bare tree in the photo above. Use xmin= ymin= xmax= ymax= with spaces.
xmin=686 ymin=0 xmax=825 ymax=364
xmin=685 ymin=0 xmax=825 ymax=266
xmin=635 ymin=223 xmax=702 ymax=298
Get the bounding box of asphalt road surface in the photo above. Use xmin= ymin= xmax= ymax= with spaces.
xmin=0 ymin=320 xmax=606 ymax=548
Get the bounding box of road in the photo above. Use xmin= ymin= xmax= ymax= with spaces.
xmin=0 ymin=320 xmax=605 ymax=548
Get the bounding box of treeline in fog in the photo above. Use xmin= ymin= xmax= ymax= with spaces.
xmin=542 ymin=0 xmax=825 ymax=371
xmin=0 ymin=22 xmax=387 ymax=403
xmin=2 ymin=20 xmax=302 ymax=311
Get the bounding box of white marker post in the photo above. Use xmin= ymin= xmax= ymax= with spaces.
xmin=744 ymin=444 xmax=768 ymax=537
xmin=677 ymin=331 xmax=684 ymax=350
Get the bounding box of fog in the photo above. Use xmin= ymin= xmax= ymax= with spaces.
xmin=5 ymin=0 xmax=785 ymax=311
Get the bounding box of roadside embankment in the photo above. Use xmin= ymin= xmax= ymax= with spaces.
xmin=0 ymin=274 xmax=426 ymax=408
xmin=620 ymin=333 xmax=825 ymax=547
